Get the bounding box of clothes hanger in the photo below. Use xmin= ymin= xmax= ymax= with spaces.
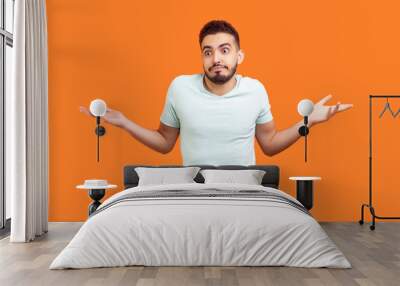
xmin=379 ymin=98 xmax=400 ymax=118
xmin=393 ymin=108 xmax=400 ymax=118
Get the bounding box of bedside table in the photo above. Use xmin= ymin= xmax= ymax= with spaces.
xmin=289 ymin=176 xmax=321 ymax=210
xmin=77 ymin=181 xmax=117 ymax=216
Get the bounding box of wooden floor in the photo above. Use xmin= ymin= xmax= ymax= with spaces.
xmin=0 ymin=222 xmax=399 ymax=286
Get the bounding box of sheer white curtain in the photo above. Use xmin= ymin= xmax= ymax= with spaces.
xmin=7 ymin=0 xmax=49 ymax=242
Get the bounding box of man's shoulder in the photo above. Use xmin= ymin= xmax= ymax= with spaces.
xmin=239 ymin=75 xmax=266 ymax=92
xmin=166 ymin=74 xmax=202 ymax=100
xmin=239 ymin=75 xmax=264 ymax=88
xmin=170 ymin=74 xmax=202 ymax=86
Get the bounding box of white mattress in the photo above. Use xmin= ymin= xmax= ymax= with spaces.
xmin=49 ymin=183 xmax=351 ymax=269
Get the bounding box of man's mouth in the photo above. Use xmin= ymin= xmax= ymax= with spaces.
xmin=211 ymin=66 xmax=226 ymax=71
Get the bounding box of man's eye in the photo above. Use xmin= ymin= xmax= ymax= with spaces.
xmin=223 ymin=48 xmax=229 ymax=54
xmin=204 ymin=51 xmax=211 ymax=56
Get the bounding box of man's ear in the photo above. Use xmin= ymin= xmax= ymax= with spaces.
xmin=237 ymin=50 xmax=245 ymax=64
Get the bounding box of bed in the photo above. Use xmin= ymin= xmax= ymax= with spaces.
xmin=49 ymin=164 xmax=351 ymax=269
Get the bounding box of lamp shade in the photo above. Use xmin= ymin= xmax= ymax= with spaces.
xmin=89 ymin=99 xmax=107 ymax=117
xmin=297 ymin=99 xmax=314 ymax=117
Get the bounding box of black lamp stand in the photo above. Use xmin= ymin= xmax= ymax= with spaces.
xmin=95 ymin=116 xmax=106 ymax=162
xmin=298 ymin=116 xmax=310 ymax=162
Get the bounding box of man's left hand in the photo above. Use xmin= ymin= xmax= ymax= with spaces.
xmin=308 ymin=94 xmax=353 ymax=126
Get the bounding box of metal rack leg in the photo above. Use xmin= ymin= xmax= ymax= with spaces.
xmin=359 ymin=204 xmax=376 ymax=230
xmin=359 ymin=203 xmax=400 ymax=230
xmin=359 ymin=204 xmax=368 ymax=225
xmin=369 ymin=206 xmax=376 ymax=231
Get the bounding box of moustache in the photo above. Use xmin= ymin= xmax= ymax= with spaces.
xmin=209 ymin=65 xmax=228 ymax=71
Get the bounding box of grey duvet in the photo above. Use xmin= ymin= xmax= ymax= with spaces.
xmin=50 ymin=183 xmax=351 ymax=269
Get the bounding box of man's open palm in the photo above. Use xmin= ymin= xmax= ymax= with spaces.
xmin=79 ymin=106 xmax=127 ymax=128
xmin=308 ymin=95 xmax=353 ymax=125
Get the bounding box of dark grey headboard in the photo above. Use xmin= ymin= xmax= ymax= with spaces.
xmin=124 ymin=164 xmax=280 ymax=189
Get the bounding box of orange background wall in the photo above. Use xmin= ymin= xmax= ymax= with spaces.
xmin=47 ymin=0 xmax=400 ymax=221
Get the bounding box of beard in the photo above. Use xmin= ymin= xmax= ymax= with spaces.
xmin=204 ymin=62 xmax=238 ymax=85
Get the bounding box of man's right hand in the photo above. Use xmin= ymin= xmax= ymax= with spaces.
xmin=79 ymin=105 xmax=179 ymax=154
xmin=79 ymin=106 xmax=127 ymax=128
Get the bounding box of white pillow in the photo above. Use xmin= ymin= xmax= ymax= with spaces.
xmin=200 ymin=169 xmax=266 ymax=185
xmin=135 ymin=167 xmax=201 ymax=186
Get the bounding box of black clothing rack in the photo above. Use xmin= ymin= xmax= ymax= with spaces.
xmin=359 ymin=95 xmax=400 ymax=230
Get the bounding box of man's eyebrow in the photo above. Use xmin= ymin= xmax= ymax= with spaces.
xmin=202 ymin=43 xmax=232 ymax=51
xmin=219 ymin=43 xmax=232 ymax=48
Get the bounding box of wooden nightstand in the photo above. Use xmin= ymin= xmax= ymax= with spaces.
xmin=289 ymin=176 xmax=321 ymax=210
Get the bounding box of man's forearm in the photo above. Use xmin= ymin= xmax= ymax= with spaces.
xmin=266 ymin=120 xmax=315 ymax=156
xmin=121 ymin=119 xmax=170 ymax=154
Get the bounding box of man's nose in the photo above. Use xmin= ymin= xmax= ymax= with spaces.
xmin=212 ymin=52 xmax=222 ymax=64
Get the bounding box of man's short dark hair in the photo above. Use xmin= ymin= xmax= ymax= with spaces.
xmin=199 ymin=20 xmax=240 ymax=49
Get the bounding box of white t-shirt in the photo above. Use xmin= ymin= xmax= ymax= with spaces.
xmin=160 ymin=73 xmax=273 ymax=166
